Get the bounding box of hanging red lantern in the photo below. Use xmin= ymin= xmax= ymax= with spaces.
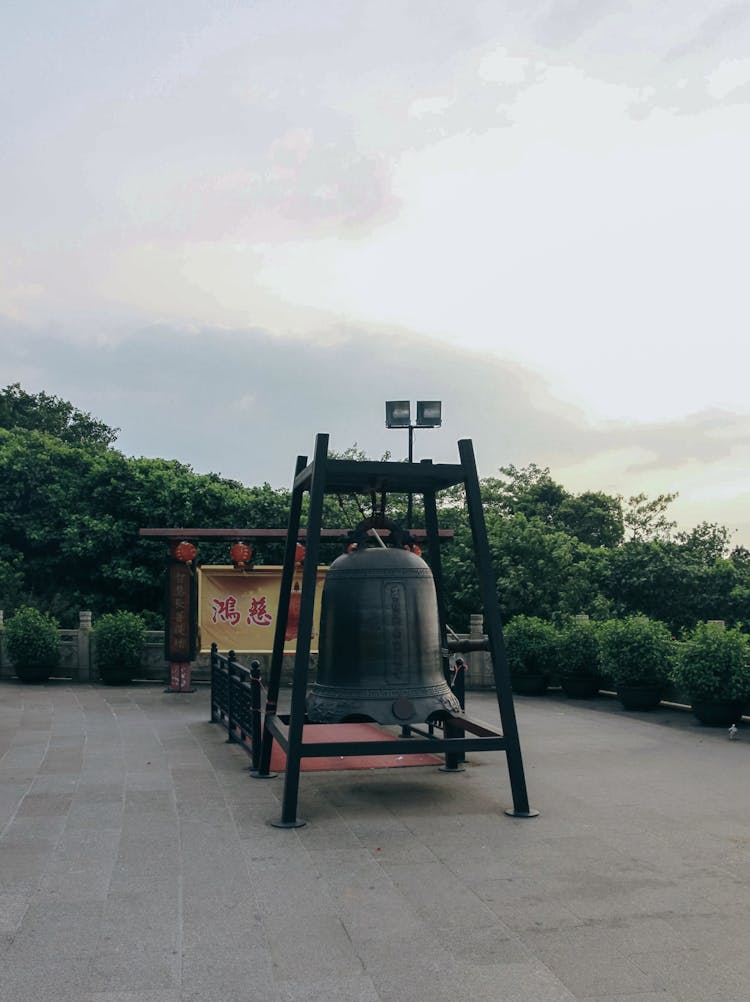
xmin=172 ymin=540 xmax=197 ymax=563
xmin=295 ymin=543 xmax=305 ymax=564
xmin=230 ymin=542 xmax=253 ymax=565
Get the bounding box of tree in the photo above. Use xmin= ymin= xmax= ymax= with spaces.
xmin=558 ymin=491 xmax=624 ymax=548
xmin=490 ymin=463 xmax=569 ymax=524
xmin=675 ymin=521 xmax=732 ymax=562
xmin=598 ymin=538 xmax=743 ymax=633
xmin=0 ymin=383 xmax=118 ymax=448
xmin=0 ymin=423 xmax=295 ymax=622
xmin=623 ymin=492 xmax=678 ymax=542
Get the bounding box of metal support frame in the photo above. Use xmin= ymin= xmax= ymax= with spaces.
xmin=255 ymin=433 xmax=538 ymax=826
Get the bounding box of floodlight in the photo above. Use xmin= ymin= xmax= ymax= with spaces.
xmin=416 ymin=400 xmax=442 ymax=428
xmin=385 ymin=400 xmax=411 ymax=428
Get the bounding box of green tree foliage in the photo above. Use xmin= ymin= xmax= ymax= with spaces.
xmin=557 ymin=491 xmax=624 ymax=548
xmin=483 ymin=465 xmax=625 ymax=547
xmin=0 ymin=388 xmax=293 ymax=622
xmin=0 ymin=383 xmax=118 ymax=448
xmin=597 ymin=534 xmax=747 ymax=633
xmin=623 ymin=491 xmax=678 ymax=542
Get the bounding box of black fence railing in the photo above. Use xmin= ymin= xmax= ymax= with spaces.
xmin=210 ymin=644 xmax=264 ymax=772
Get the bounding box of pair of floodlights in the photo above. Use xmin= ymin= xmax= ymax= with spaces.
xmin=385 ymin=400 xmax=442 ymax=429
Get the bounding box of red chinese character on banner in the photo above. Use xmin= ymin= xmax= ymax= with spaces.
xmin=211 ymin=596 xmax=241 ymax=626
xmin=247 ymin=596 xmax=273 ymax=627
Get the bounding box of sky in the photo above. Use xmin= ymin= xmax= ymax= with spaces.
xmin=2 ymin=1 xmax=750 ymax=542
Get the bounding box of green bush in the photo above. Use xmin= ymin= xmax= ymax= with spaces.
xmin=503 ymin=615 xmax=558 ymax=678
xmin=94 ymin=611 xmax=147 ymax=685
xmin=5 ymin=605 xmax=61 ymax=682
xmin=672 ymin=621 xmax=750 ymax=703
xmin=557 ymin=618 xmax=600 ymax=681
xmin=598 ymin=616 xmax=675 ymax=688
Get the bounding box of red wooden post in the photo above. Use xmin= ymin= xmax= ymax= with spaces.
xmin=165 ymin=552 xmax=196 ymax=693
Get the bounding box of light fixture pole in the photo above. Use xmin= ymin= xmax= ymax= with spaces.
xmin=385 ymin=400 xmax=442 ymax=528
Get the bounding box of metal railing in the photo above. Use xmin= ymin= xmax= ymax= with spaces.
xmin=209 ymin=644 xmax=264 ymax=772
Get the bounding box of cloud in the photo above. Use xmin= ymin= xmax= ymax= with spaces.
xmin=2 ymin=318 xmax=750 ymax=543
xmin=666 ymin=2 xmax=750 ymax=60
xmin=532 ymin=0 xmax=626 ymax=46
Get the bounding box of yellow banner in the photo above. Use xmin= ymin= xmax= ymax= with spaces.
xmin=197 ymin=565 xmax=326 ymax=654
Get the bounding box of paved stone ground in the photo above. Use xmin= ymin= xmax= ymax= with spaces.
xmin=1 ymin=682 xmax=749 ymax=1001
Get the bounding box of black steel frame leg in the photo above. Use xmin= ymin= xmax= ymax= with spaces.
xmin=272 ymin=434 xmax=329 ymax=828
xmin=255 ymin=455 xmax=308 ymax=780
xmin=458 ymin=439 xmax=538 ymax=817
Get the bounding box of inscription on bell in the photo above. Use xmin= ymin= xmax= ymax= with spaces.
xmin=383 ymin=581 xmax=408 ymax=685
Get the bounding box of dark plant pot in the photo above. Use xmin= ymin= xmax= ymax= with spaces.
xmin=616 ymin=684 xmax=663 ymax=711
xmin=560 ymin=676 xmax=601 ymax=699
xmin=691 ymin=700 xmax=744 ymax=727
xmin=15 ymin=665 xmax=53 ymax=683
xmin=511 ymin=674 xmax=548 ymax=696
xmin=99 ymin=667 xmax=135 ymax=686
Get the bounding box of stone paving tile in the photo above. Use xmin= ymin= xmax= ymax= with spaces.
xmin=275 ymin=973 xmax=381 ymax=1001
xmin=179 ymin=954 xmax=276 ymax=1002
xmin=632 ymin=947 xmax=750 ymax=1000
xmin=17 ymin=792 xmax=73 ymax=815
xmin=0 ymin=891 xmax=30 ymax=933
xmin=581 ymin=995 xmax=681 ymax=1002
xmin=518 ymin=925 xmax=662 ymax=997
xmin=0 ymin=953 xmax=94 ymax=1002
xmin=67 ymin=801 xmax=125 ymax=829
xmin=0 ymin=847 xmax=57 ymax=891
xmin=86 ymin=948 xmax=181 ymax=993
xmin=9 ymin=897 xmax=106 ymax=954
xmin=27 ymin=774 xmax=79 ymax=794
xmin=382 ymin=859 xmax=501 ymax=931
xmin=88 ymin=993 xmax=182 ymax=1002
xmin=262 ymin=912 xmax=366 ymax=982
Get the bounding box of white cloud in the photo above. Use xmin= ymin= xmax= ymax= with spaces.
xmin=706 ymin=57 xmax=750 ymax=98
xmin=408 ymin=95 xmax=455 ymax=118
xmin=478 ymin=47 xmax=530 ymax=85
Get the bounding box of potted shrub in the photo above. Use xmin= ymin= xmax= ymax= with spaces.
xmin=598 ymin=616 xmax=675 ymax=710
xmin=5 ymin=606 xmax=61 ymax=683
xmin=557 ymin=617 xmax=601 ymax=698
xmin=503 ymin=615 xmax=557 ymax=695
xmin=94 ymin=611 xmax=147 ymax=685
xmin=671 ymin=621 xmax=750 ymax=726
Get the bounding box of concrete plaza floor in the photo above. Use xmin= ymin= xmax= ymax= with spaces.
xmin=1 ymin=681 xmax=749 ymax=1001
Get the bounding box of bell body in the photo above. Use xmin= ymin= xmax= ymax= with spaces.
xmin=307 ymin=546 xmax=460 ymax=724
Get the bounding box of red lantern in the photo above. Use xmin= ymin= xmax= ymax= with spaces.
xmin=172 ymin=540 xmax=197 ymax=563
xmin=295 ymin=543 xmax=305 ymax=564
xmin=230 ymin=542 xmax=253 ymax=565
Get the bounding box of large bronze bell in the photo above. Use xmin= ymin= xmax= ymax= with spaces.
xmin=306 ymin=545 xmax=461 ymax=725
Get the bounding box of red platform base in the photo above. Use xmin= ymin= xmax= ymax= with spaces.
xmin=269 ymin=723 xmax=442 ymax=772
